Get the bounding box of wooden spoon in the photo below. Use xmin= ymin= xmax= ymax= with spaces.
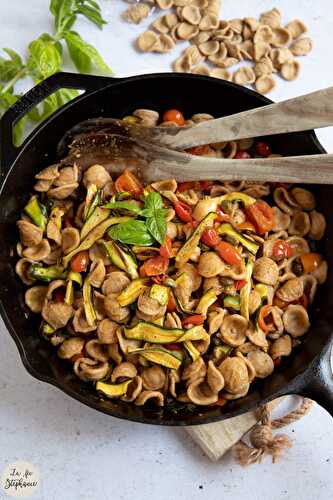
xmin=65 ymin=133 xmax=333 ymax=184
xmin=58 ymin=86 xmax=333 ymax=153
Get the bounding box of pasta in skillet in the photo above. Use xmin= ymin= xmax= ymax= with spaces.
xmin=15 ymin=107 xmax=327 ymax=408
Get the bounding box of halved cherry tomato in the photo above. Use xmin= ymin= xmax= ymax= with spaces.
xmin=70 ymin=250 xmax=89 ymax=273
xmin=55 ymin=288 xmax=66 ymax=303
xmin=160 ymin=236 xmax=173 ymax=258
xmin=163 ymin=109 xmax=185 ymax=126
xmin=174 ymin=200 xmax=193 ymax=223
xmin=141 ymin=256 xmax=169 ymax=276
xmin=299 ymin=252 xmax=322 ymax=274
xmin=237 ymin=221 xmax=256 ymax=232
xmin=199 ymin=180 xmax=212 ymax=191
xmin=115 ymin=169 xmax=143 ymax=199
xmin=258 ymin=305 xmax=275 ymax=333
xmin=273 ymin=357 xmax=281 ymax=367
xmin=186 ymin=144 xmax=211 ymax=156
xmin=272 ymin=240 xmax=293 ymax=261
xmin=216 ymin=207 xmax=230 ymax=222
xmin=182 ymin=314 xmax=204 ymax=327
xmin=215 ymin=241 xmax=242 ymax=266
xmin=235 ymin=279 xmax=247 ymax=291
xmin=167 ymin=293 xmax=176 ymax=313
xmin=201 ymin=228 xmax=220 ymax=247
xmin=245 ymin=200 xmax=275 ymax=234
xmin=256 ymin=141 xmax=272 ymax=157
xmin=234 ymin=150 xmax=251 ymax=159
xmin=164 ymin=343 xmax=182 ymax=351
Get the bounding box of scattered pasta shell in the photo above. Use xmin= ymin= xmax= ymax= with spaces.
xmin=285 ymin=19 xmax=307 ymax=39
xmin=239 ymin=40 xmax=254 ymax=60
xmin=192 ymin=113 xmax=214 ymax=122
xmin=206 ymin=0 xmax=221 ymax=15
xmin=243 ymin=17 xmax=259 ymax=32
xmin=211 ymin=56 xmax=238 ymax=68
xmin=191 ymin=0 xmax=208 ymax=7
xmin=213 ymin=27 xmax=234 ymax=41
xmin=242 ymin=24 xmax=253 ymax=41
xmin=154 ymin=34 xmax=176 ymax=53
xmin=271 ymin=27 xmax=292 ymax=47
xmin=255 ymin=75 xmax=276 ymax=94
xmin=225 ymin=41 xmax=243 ymax=60
xmin=233 ymin=66 xmax=256 ymax=85
xmin=191 ymin=30 xmax=213 ymax=44
xmin=270 ymin=47 xmax=294 ymax=67
xmin=254 ymin=42 xmax=270 ymax=61
xmin=207 ymin=44 xmax=228 ymax=66
xmin=123 ymin=4 xmax=151 ymax=24
xmin=254 ymin=57 xmax=274 ymax=77
xmin=199 ymin=13 xmax=219 ymax=31
xmin=253 ymin=25 xmax=274 ymax=44
xmin=164 ymin=13 xmax=179 ymax=29
xmin=280 ymin=60 xmax=300 ymax=81
xmin=173 ymin=0 xmax=192 ymax=6
xmin=184 ymin=45 xmax=205 ymax=65
xmin=231 ymin=34 xmax=243 ymax=44
xmin=176 ymin=6 xmax=185 ymax=20
xmin=259 ymin=8 xmax=281 ymax=29
xmin=290 ymin=37 xmax=313 ymax=56
xmin=181 ymin=5 xmax=202 ymax=25
xmin=170 ymin=25 xmax=181 ymax=42
xmin=152 ymin=16 xmax=170 ymax=34
xmin=229 ymin=18 xmax=243 ymax=34
xmin=156 ymin=0 xmax=174 ymax=9
xmin=173 ymin=53 xmax=192 ymax=72
xmin=136 ymin=31 xmax=159 ymax=52
xmin=199 ymin=40 xmax=220 ymax=55
xmin=210 ymin=67 xmax=232 ymax=81
xmin=191 ymin=64 xmax=211 ymax=76
xmin=177 ymin=22 xmax=199 ymax=40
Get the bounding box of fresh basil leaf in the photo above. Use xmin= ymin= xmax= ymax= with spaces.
xmin=50 ymin=0 xmax=77 ymax=36
xmin=85 ymin=0 xmax=102 ymax=11
xmin=77 ymin=5 xmax=107 ymax=28
xmin=65 ymin=31 xmax=111 ymax=74
xmin=146 ymin=215 xmax=167 ymax=245
xmin=102 ymin=201 xmax=142 ymax=215
xmin=0 ymin=48 xmax=25 ymax=82
xmin=108 ymin=220 xmax=154 ymax=246
xmin=144 ymin=192 xmax=164 ymax=211
xmin=27 ymin=35 xmax=62 ymax=80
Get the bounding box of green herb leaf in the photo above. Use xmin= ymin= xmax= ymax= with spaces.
xmin=65 ymin=30 xmax=111 ymax=74
xmin=0 ymin=48 xmax=25 ymax=82
xmin=29 ymin=89 xmax=79 ymax=122
xmin=146 ymin=215 xmax=167 ymax=245
xmin=50 ymin=0 xmax=77 ymax=36
xmin=27 ymin=35 xmax=62 ymax=80
xmin=102 ymin=201 xmax=142 ymax=215
xmin=108 ymin=220 xmax=155 ymax=246
xmin=77 ymin=5 xmax=107 ymax=28
xmin=141 ymin=192 xmax=167 ymax=244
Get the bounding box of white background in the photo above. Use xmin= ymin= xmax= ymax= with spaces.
xmin=0 ymin=1 xmax=332 ymax=499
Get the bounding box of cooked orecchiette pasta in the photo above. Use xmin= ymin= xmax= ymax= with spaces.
xmin=17 ymin=106 xmax=327 ymax=411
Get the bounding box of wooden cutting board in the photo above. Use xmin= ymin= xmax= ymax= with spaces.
xmin=186 ymin=399 xmax=281 ymax=461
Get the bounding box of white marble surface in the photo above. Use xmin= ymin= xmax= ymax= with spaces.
xmin=0 ymin=1 xmax=333 ymax=499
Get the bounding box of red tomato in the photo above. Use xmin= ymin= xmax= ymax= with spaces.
xmin=163 ymin=109 xmax=185 ymax=126
xmin=182 ymin=314 xmax=204 ymax=327
xmin=201 ymin=228 xmax=220 ymax=247
xmin=234 ymin=150 xmax=251 ymax=159
xmin=235 ymin=279 xmax=247 ymax=291
xmin=258 ymin=305 xmax=275 ymax=333
xmin=299 ymin=252 xmax=322 ymax=274
xmin=213 ymin=397 xmax=227 ymax=407
xmin=199 ymin=180 xmax=212 ymax=191
xmin=174 ymin=200 xmax=193 ymax=223
xmin=245 ymin=201 xmax=275 ymax=234
xmin=141 ymin=256 xmax=169 ymax=276
xmin=255 ymin=141 xmax=272 ymax=157
xmin=216 ymin=207 xmax=230 ymax=222
xmin=160 ymin=236 xmax=173 ymax=258
xmin=114 ymin=169 xmax=143 ymax=199
xmin=167 ymin=293 xmax=176 ymax=313
xmin=237 ymin=221 xmax=256 ymax=232
xmin=70 ymin=250 xmax=89 ymax=273
xmin=215 ymin=241 xmax=242 ymax=266
xmin=151 ymin=274 xmax=168 ymax=285
xmin=55 ymin=289 xmax=66 ymax=303
xmin=164 ymin=343 xmax=182 ymax=351
xmin=272 ymin=240 xmax=293 ymax=261
xmin=186 ymin=144 xmax=211 ymax=156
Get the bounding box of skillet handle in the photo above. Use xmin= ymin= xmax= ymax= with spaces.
xmin=299 ymin=338 xmax=333 ymax=417
xmin=0 ymin=71 xmax=118 ymax=171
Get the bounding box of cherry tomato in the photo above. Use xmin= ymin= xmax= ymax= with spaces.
xmin=163 ymin=109 xmax=185 ymax=126
xmin=164 ymin=343 xmax=182 ymax=351
xmin=299 ymin=252 xmax=322 ymax=274
xmin=167 ymin=293 xmax=177 ymax=313
xmin=237 ymin=221 xmax=256 ymax=232
xmin=255 ymin=141 xmax=272 ymax=157
xmin=160 ymin=236 xmax=173 ymax=258
xmin=245 ymin=201 xmax=275 ymax=234
xmin=201 ymin=228 xmax=220 ymax=247
xmin=272 ymin=240 xmax=293 ymax=261
xmin=258 ymin=305 xmax=275 ymax=333
xmin=115 ymin=169 xmax=143 ymax=199
xmin=215 ymin=241 xmax=242 ymax=266
xmin=199 ymin=180 xmax=212 ymax=191
xmin=182 ymin=314 xmax=204 ymax=327
xmin=235 ymin=279 xmax=247 ymax=291
xmin=174 ymin=200 xmax=193 ymax=223
xmin=234 ymin=150 xmax=251 ymax=159
xmin=186 ymin=144 xmax=211 ymax=156
xmin=216 ymin=207 xmax=230 ymax=222
xmin=55 ymin=288 xmax=66 ymax=303
xmin=212 ymin=396 xmax=227 ymax=407
xmin=141 ymin=256 xmax=169 ymax=276
xmin=70 ymin=250 xmax=90 ymax=273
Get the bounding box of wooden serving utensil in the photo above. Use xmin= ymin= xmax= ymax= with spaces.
xmin=65 ymin=133 xmax=333 ymax=184
xmin=58 ymin=86 xmax=333 ymax=152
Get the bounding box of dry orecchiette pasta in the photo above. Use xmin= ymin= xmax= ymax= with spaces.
xmin=17 ymin=106 xmax=327 ymax=411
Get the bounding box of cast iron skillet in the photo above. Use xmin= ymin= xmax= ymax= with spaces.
xmin=0 ymin=72 xmax=332 ymax=425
